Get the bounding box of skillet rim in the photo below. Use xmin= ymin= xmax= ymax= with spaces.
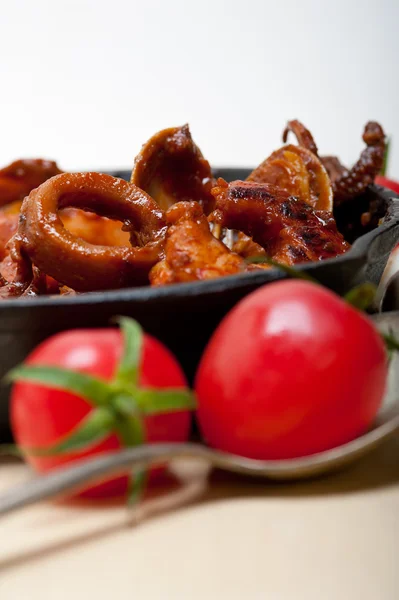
xmin=0 ymin=171 xmax=398 ymax=310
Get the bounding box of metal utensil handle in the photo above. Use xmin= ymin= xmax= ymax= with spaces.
xmin=1 ymin=443 xmax=273 ymax=517
xmin=0 ymin=440 xmax=340 ymax=517
xmin=0 ymin=443 xmax=207 ymax=517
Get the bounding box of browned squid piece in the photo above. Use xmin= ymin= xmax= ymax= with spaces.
xmin=0 ymin=232 xmax=48 ymax=299
xmin=282 ymin=120 xmax=319 ymax=156
xmin=281 ymin=119 xmax=386 ymax=204
xmin=149 ymin=201 xmax=260 ymax=286
xmin=282 ymin=120 xmax=346 ymax=187
xmin=0 ymin=159 xmax=62 ymax=207
xmin=320 ymin=156 xmax=347 ymax=184
xmin=247 ymin=138 xmax=333 ymax=212
xmin=210 ymin=180 xmax=349 ymax=265
xmin=0 ymin=158 xmax=136 ymax=272
xmin=6 ymin=172 xmax=167 ymax=294
xmin=228 ymin=121 xmax=333 ymax=258
xmin=322 ymin=122 xmax=386 ymax=205
xmin=0 ymin=201 xmax=20 ymax=263
xmin=0 ymin=269 xmax=50 ymax=299
xmin=131 ymin=125 xmax=216 ymax=214
xmin=0 ymin=159 xmax=63 ymax=267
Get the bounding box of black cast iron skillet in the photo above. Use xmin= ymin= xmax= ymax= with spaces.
xmin=0 ymin=168 xmax=398 ymax=439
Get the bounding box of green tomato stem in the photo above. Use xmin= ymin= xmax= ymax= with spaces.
xmin=5 ymin=317 xmax=196 ymax=505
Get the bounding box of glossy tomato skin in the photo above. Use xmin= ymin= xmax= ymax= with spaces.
xmin=11 ymin=329 xmax=190 ymax=497
xmin=195 ymin=281 xmax=387 ymax=460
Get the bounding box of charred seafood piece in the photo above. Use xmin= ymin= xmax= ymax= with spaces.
xmin=210 ymin=180 xmax=349 ymax=265
xmin=323 ymin=122 xmax=386 ymax=205
xmin=11 ymin=172 xmax=167 ymax=293
xmin=149 ymin=201 xmax=264 ymax=286
xmin=281 ymin=119 xmax=386 ymax=205
xmin=320 ymin=156 xmax=347 ymax=184
xmin=0 ymin=159 xmax=62 ymax=207
xmin=282 ymin=120 xmax=319 ymax=156
xmin=131 ymin=125 xmax=216 ymax=214
xmin=247 ymin=145 xmax=333 ymax=212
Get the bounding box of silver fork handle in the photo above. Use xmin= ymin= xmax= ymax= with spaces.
xmin=0 ymin=443 xmax=206 ymax=517
xmin=3 ymin=442 xmax=321 ymax=517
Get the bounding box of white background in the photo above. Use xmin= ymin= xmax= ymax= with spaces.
xmin=1 ymin=0 xmax=398 ymax=175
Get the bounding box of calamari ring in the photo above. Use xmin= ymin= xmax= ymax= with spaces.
xmin=131 ymin=124 xmax=216 ymax=214
xmin=16 ymin=172 xmax=167 ymax=292
xmin=282 ymin=120 xmax=319 ymax=156
xmin=247 ymin=144 xmax=333 ymax=212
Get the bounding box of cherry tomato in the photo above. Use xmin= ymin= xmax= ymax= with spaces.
xmin=11 ymin=328 xmax=191 ymax=497
xmin=375 ymin=175 xmax=399 ymax=195
xmin=195 ymin=280 xmax=387 ymax=460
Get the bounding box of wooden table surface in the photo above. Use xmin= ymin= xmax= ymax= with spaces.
xmin=1 ymin=435 xmax=398 ymax=600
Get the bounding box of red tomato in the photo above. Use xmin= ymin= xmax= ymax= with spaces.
xmin=11 ymin=329 xmax=190 ymax=497
xmin=195 ymin=280 xmax=387 ymax=460
xmin=375 ymin=175 xmax=399 ymax=195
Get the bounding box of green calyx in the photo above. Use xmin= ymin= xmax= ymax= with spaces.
xmin=6 ymin=317 xmax=196 ymax=504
